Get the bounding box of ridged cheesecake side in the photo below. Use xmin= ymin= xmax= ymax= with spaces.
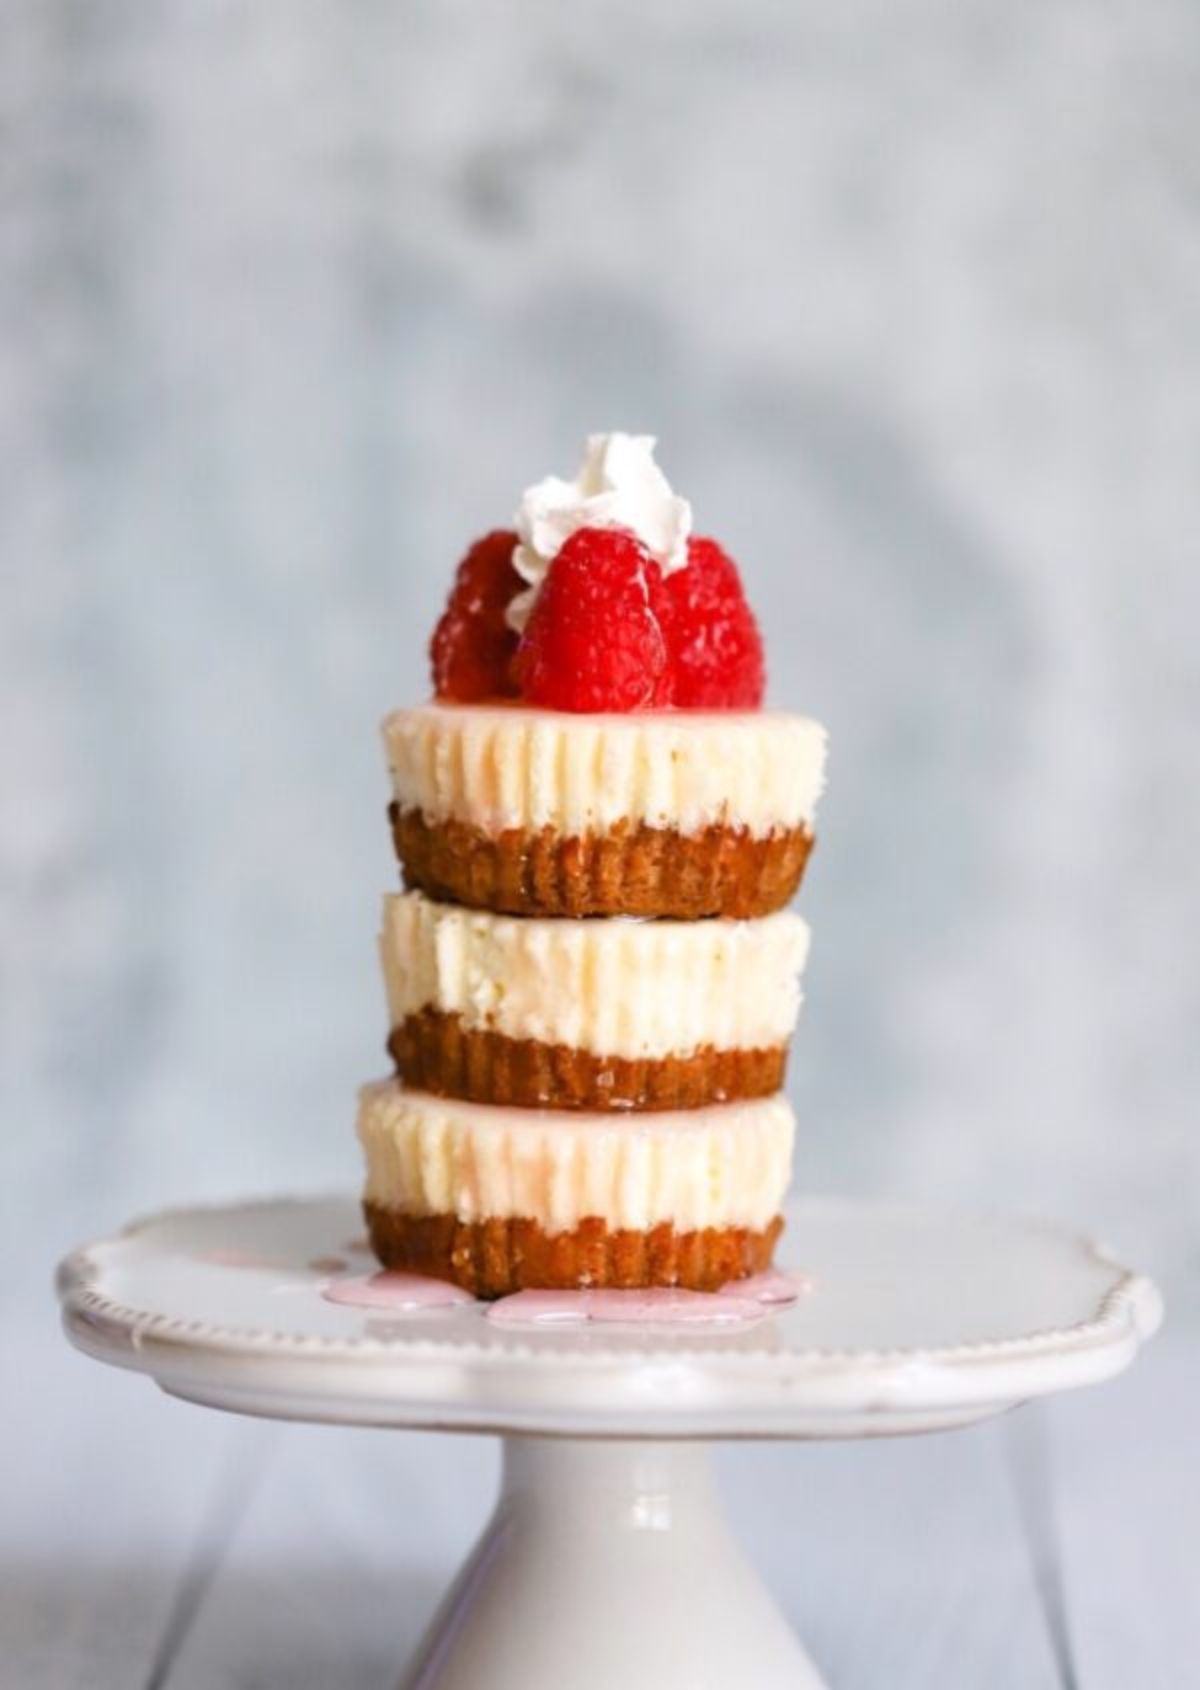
xmin=384 ymin=704 xmax=826 ymax=918
xmin=380 ymin=891 xmax=810 ymax=1110
xmin=358 ymin=1081 xmax=795 ymax=1296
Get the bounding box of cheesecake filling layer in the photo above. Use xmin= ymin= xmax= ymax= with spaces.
xmin=383 ymin=703 xmax=827 ymax=838
xmin=358 ymin=1081 xmax=795 ymax=1235
xmin=380 ymin=892 xmax=810 ymax=1060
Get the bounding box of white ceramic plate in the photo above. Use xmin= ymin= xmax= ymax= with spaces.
xmin=57 ymin=1194 xmax=1161 ymax=1439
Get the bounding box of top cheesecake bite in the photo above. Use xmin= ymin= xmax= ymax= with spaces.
xmin=388 ymin=434 xmax=827 ymax=919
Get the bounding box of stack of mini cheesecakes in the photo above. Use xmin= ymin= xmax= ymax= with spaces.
xmin=355 ymin=437 xmax=826 ymax=1296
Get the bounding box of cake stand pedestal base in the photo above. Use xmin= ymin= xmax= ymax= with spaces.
xmin=403 ymin=1436 xmax=822 ymax=1690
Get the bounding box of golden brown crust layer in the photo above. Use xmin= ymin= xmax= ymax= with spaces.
xmin=388 ymin=1009 xmax=788 ymax=1111
xmin=389 ymin=805 xmax=814 ymax=918
xmin=364 ymin=1205 xmax=785 ymax=1298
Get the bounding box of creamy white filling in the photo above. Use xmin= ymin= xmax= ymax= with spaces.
xmin=380 ymin=891 xmax=809 ymax=1059
xmin=358 ymin=1082 xmax=795 ymax=1233
xmin=383 ymin=703 xmax=826 ymax=837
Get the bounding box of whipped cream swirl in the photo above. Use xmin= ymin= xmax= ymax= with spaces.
xmin=508 ymin=432 xmax=692 ymax=631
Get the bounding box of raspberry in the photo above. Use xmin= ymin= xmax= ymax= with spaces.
xmin=430 ymin=530 xmax=522 ymax=703
xmin=515 ymin=526 xmax=671 ymax=712
xmin=660 ymin=536 xmax=765 ymax=708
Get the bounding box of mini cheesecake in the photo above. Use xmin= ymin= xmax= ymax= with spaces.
xmin=385 ymin=703 xmax=827 ymax=919
xmin=358 ymin=1080 xmax=794 ymax=1297
xmin=381 ymin=889 xmax=810 ymax=1111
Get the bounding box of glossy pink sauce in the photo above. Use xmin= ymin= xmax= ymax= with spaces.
xmin=719 ymin=1269 xmax=809 ymax=1305
xmin=486 ymin=1287 xmax=760 ymax=1327
xmin=486 ymin=1269 xmax=811 ymax=1327
xmin=322 ymin=1271 xmax=474 ymax=1311
xmin=199 ymin=1248 xmax=286 ymax=1270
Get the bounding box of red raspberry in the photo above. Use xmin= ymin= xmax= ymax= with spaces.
xmin=660 ymin=536 xmax=765 ymax=708
xmin=430 ymin=530 xmax=522 ymax=702
xmin=515 ymin=526 xmax=671 ymax=712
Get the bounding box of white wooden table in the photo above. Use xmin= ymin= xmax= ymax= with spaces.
xmin=6 ymin=1273 xmax=1195 ymax=1688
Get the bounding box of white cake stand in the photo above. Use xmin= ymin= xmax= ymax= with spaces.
xmin=57 ymin=1195 xmax=1161 ymax=1690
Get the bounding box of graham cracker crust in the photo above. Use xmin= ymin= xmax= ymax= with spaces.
xmin=388 ymin=1009 xmax=788 ymax=1111
xmin=364 ymin=1206 xmax=785 ymax=1297
xmin=389 ymin=805 xmax=814 ymax=918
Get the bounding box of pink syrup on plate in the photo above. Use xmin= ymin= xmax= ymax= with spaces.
xmin=719 ymin=1269 xmax=809 ymax=1305
xmin=322 ymin=1271 xmax=475 ymax=1311
xmin=486 ymin=1286 xmax=759 ymax=1327
xmin=486 ymin=1269 xmax=811 ymax=1328
xmin=199 ymin=1248 xmax=287 ymax=1270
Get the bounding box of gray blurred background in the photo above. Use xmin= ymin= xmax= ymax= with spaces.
xmin=4 ymin=9 xmax=1199 ymax=1687
xmin=4 ymin=0 xmax=1198 ymax=1317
